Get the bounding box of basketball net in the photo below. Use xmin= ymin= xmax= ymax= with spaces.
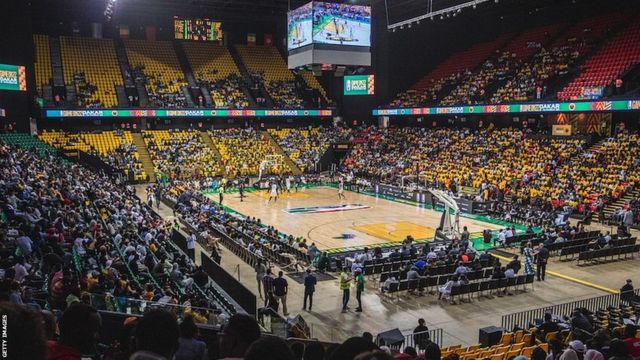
xmin=258 ymin=154 xmax=284 ymax=180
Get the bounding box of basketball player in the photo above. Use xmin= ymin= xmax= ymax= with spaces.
xmin=268 ymin=180 xmax=279 ymax=203
xmin=338 ymin=178 xmax=346 ymax=200
xmin=285 ymin=176 xmax=292 ymax=194
xmin=239 ymin=179 xmax=245 ymax=202
xmin=218 ymin=183 xmax=225 ymax=205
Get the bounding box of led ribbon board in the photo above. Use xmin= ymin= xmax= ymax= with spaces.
xmin=45 ymin=109 xmax=334 ymax=118
xmin=373 ymin=100 xmax=640 ymax=116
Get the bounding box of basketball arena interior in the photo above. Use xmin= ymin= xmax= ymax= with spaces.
xmin=2 ymin=0 xmax=640 ymax=359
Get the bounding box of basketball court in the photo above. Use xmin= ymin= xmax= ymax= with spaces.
xmin=313 ymin=16 xmax=370 ymax=46
xmin=208 ymin=186 xmax=507 ymax=252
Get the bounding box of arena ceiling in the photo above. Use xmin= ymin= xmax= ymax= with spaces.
xmin=384 ymin=0 xmax=588 ymax=27
xmin=111 ymin=0 xmax=373 ymax=23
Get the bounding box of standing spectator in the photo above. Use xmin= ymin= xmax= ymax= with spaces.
xmin=262 ymin=269 xmax=274 ymax=307
xmin=210 ymin=246 xmax=221 ymax=264
xmin=413 ymin=319 xmax=430 ymax=350
xmin=303 ymin=269 xmax=317 ymax=311
xmin=460 ymin=226 xmax=470 ymax=248
xmin=255 ymin=259 xmax=267 ymax=300
xmin=623 ymin=209 xmax=634 ymax=234
xmin=273 ymin=271 xmax=289 ymax=316
xmin=523 ymin=241 xmax=535 ymax=276
xmin=186 ymin=232 xmax=196 ymax=260
xmin=536 ymin=244 xmax=549 ymax=281
xmin=340 ymin=267 xmax=352 ymax=313
xmin=355 ymin=268 xmax=365 ymax=312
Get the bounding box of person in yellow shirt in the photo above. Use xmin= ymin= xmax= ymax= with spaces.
xmin=149 ymin=240 xmax=158 ymax=254
xmin=339 ymin=267 xmax=352 ymax=313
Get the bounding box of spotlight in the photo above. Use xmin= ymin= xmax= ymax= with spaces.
xmin=473 ymin=3 xmax=476 ymax=9
xmin=416 ymin=19 xmax=420 ymax=24
xmin=408 ymin=23 xmax=412 ymax=28
xmin=392 ymin=28 xmax=396 ymax=32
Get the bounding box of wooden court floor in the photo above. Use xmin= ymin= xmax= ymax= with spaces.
xmin=142 ymin=185 xmax=640 ymax=345
xmin=210 ymin=186 xmax=504 ymax=251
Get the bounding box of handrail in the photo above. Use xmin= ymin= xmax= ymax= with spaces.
xmin=501 ymin=288 xmax=640 ymax=330
xmin=88 ymin=293 xmax=224 ymax=326
xmin=374 ymin=328 xmax=444 ymax=348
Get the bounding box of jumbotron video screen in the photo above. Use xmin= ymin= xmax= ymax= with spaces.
xmin=287 ymin=2 xmax=313 ymax=50
xmin=312 ymin=2 xmax=371 ymax=47
xmin=174 ymin=17 xmax=223 ymax=41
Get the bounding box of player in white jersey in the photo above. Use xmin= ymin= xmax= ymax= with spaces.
xmin=268 ymin=181 xmax=279 ymax=203
xmin=285 ymin=176 xmax=292 ymax=194
xmin=338 ymin=179 xmax=346 ymax=200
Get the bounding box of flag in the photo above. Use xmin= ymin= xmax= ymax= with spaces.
xmin=247 ymin=33 xmax=256 ymax=46
xmin=264 ymin=33 xmax=273 ymax=46
xmin=119 ymin=25 xmax=130 ymax=39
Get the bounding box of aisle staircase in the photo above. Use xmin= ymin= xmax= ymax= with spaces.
xmin=595 ymin=187 xmax=640 ymax=223
xmin=199 ymin=131 xmax=222 ymax=161
xmin=131 ymin=132 xmax=155 ymax=181
xmin=49 ymin=36 xmax=65 ymax=88
xmin=262 ymin=131 xmax=302 ymax=175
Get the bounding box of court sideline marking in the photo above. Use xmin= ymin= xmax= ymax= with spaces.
xmin=489 ymin=252 xmax=618 ymax=294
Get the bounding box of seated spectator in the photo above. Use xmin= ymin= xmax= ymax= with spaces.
xmin=0 ymin=302 xmax=47 ymax=360
xmin=175 ymin=315 xmax=208 ymax=360
xmin=47 ymin=303 xmax=102 ymax=360
xmin=537 ymin=313 xmax=560 ymax=341
xmin=245 ymin=337 xmax=296 ymax=360
xmin=131 ymin=309 xmax=180 ymax=360
xmin=218 ymin=314 xmax=262 ymax=360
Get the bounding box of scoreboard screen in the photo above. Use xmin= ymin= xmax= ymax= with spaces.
xmin=344 ymin=75 xmax=374 ymax=95
xmin=0 ymin=64 xmax=27 ymax=91
xmin=174 ymin=17 xmax=223 ymax=41
xmin=288 ymin=2 xmax=313 ymax=50
xmin=312 ymin=2 xmax=371 ymax=47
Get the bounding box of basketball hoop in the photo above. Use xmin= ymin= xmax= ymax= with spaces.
xmin=258 ymin=154 xmax=285 ymax=180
